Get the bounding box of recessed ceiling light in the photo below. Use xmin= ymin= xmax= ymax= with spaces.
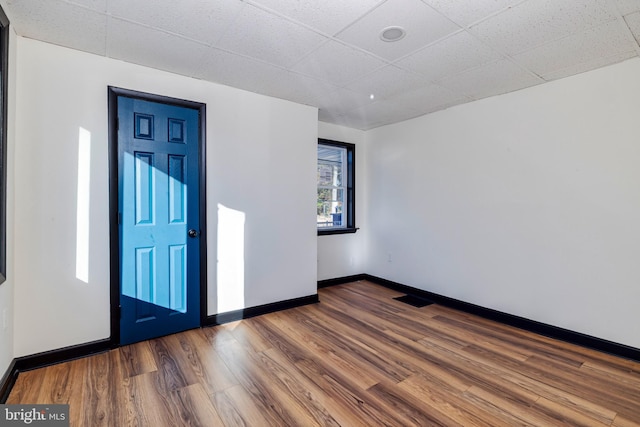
xmin=369 ymin=94 xmax=375 ymax=100
xmin=380 ymin=26 xmax=406 ymax=42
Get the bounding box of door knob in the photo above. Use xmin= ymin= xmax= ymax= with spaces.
xmin=188 ymin=229 xmax=198 ymax=238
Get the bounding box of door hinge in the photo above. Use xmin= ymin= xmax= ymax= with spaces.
xmin=118 ymin=212 xmax=122 ymax=224
xmin=118 ymin=305 xmax=122 ymax=319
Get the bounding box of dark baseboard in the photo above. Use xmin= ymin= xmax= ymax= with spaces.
xmin=361 ymin=274 xmax=640 ymax=362
xmin=203 ymin=293 xmax=319 ymax=326
xmin=1 ymin=338 xmax=111 ymax=403
xmin=0 ymin=358 xmax=17 ymax=403
xmin=14 ymin=338 xmax=112 ymax=373
xmin=318 ymin=274 xmax=367 ymax=288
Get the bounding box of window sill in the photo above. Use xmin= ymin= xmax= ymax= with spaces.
xmin=317 ymin=227 xmax=359 ymax=236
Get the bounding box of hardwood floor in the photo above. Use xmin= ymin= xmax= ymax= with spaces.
xmin=8 ymin=280 xmax=640 ymax=426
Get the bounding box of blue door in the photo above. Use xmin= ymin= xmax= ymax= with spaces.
xmin=118 ymin=96 xmax=201 ymax=345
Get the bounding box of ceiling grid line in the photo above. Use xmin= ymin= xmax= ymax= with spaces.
xmin=607 ymin=0 xmax=640 ymax=55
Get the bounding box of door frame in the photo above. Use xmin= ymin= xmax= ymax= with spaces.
xmin=108 ymin=86 xmax=207 ymax=346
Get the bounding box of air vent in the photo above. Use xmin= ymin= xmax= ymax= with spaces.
xmin=393 ymin=294 xmax=433 ymax=307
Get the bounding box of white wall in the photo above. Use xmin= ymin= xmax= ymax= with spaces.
xmin=9 ymin=36 xmax=639 ymax=358
xmin=0 ymin=25 xmax=16 ymax=378
xmin=13 ymin=37 xmax=317 ymax=357
xmin=317 ymin=122 xmax=368 ymax=281
xmin=366 ymin=58 xmax=640 ymax=349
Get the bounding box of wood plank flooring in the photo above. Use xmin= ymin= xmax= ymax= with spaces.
xmin=8 ymin=280 xmax=640 ymax=426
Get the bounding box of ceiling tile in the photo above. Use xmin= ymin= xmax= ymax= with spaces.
xmin=197 ymin=45 xmax=340 ymax=106
xmin=66 ymin=0 xmax=107 ymax=13
xmin=422 ymin=0 xmax=526 ymax=27
xmin=246 ymin=0 xmax=382 ymax=36
xmin=542 ymin=50 xmax=636 ymax=81
xmin=470 ymin=0 xmax=618 ymax=55
xmin=318 ymin=112 xmax=369 ymax=130
xmin=215 ymin=3 xmax=328 ymax=68
xmin=412 ymin=99 xmax=466 ymax=117
xmin=198 ymin=47 xmax=291 ymax=92
xmin=335 ymin=0 xmax=460 ymax=61
xmin=343 ymin=98 xmax=422 ymax=129
xmin=291 ymin=40 xmax=388 ymax=86
xmin=625 ymin=11 xmax=640 ymax=45
xmin=108 ymin=0 xmax=243 ymax=46
xmin=514 ymin=20 xmax=637 ymax=77
xmin=318 ymin=109 xmax=342 ymax=124
xmin=387 ymin=83 xmax=468 ymax=113
xmin=316 ymin=88 xmax=378 ymax=116
xmin=107 ymin=17 xmax=210 ymax=79
xmin=265 ymin=72 xmax=342 ymax=106
xmin=395 ymin=30 xmax=502 ymax=81
xmin=613 ymin=0 xmax=640 ymax=16
xmin=345 ymin=65 xmax=429 ymax=99
xmin=6 ymin=0 xmax=107 ymax=55
xmin=437 ymin=58 xmax=543 ymax=99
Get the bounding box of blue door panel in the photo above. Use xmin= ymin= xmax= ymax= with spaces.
xmin=118 ymin=96 xmax=200 ymax=345
xmin=134 ymin=152 xmax=154 ymax=225
xmin=169 ymin=155 xmax=186 ymax=224
xmin=169 ymin=244 xmax=187 ymax=313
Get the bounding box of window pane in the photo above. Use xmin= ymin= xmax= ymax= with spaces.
xmin=318 ymin=164 xmax=331 ymax=186
xmin=318 ymin=162 xmax=343 ymax=186
xmin=318 ymin=145 xmax=344 ymax=163
xmin=317 ymin=188 xmax=344 ymax=227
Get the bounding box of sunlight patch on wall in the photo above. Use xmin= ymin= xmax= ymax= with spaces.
xmin=217 ymin=203 xmax=245 ymax=313
xmin=75 ymin=127 xmax=91 ymax=283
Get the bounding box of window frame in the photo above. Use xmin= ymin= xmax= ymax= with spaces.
xmin=0 ymin=6 xmax=8 ymax=284
xmin=317 ymin=138 xmax=357 ymax=236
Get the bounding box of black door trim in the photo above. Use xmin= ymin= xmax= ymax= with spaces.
xmin=107 ymin=86 xmax=207 ymax=346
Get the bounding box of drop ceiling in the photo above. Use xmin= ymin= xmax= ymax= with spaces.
xmin=2 ymin=0 xmax=640 ymax=130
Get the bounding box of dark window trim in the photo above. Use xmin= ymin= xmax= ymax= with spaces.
xmin=317 ymin=138 xmax=357 ymax=236
xmin=0 ymin=6 xmax=9 ymax=284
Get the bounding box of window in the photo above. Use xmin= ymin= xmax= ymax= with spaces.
xmin=317 ymin=139 xmax=356 ymax=235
